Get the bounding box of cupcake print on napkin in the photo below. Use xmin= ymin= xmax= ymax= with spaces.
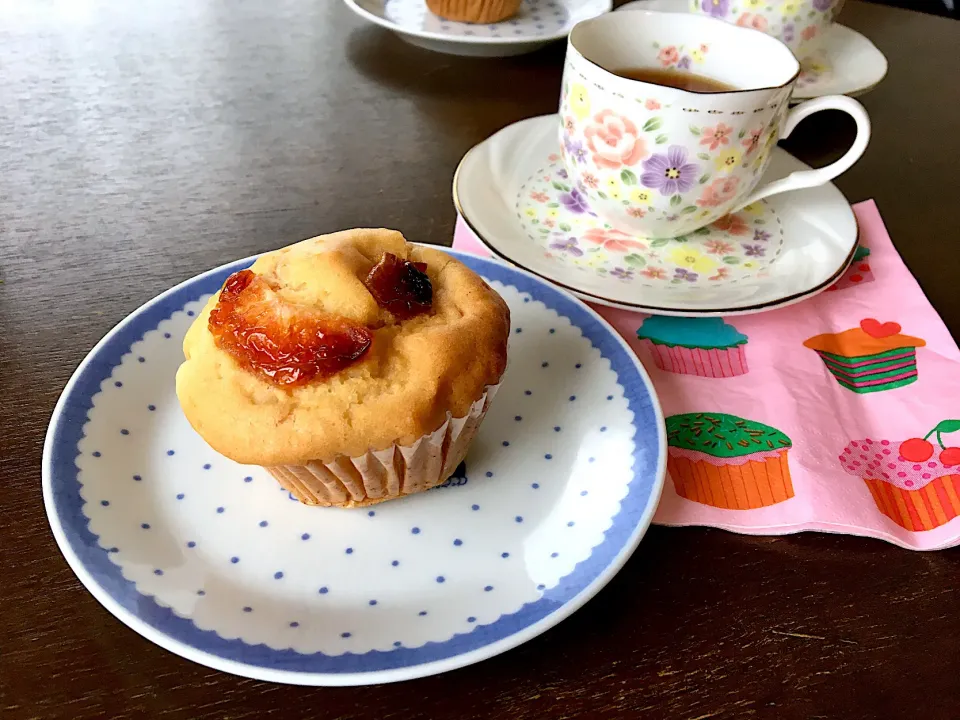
xmin=637 ymin=316 xmax=748 ymax=378
xmin=840 ymin=421 xmax=960 ymax=532
xmin=666 ymin=413 xmax=793 ymax=510
xmin=455 ymin=200 xmax=960 ymax=549
xmin=803 ymin=318 xmax=926 ymax=394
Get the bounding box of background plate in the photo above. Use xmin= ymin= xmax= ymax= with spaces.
xmin=344 ymin=0 xmax=611 ymax=57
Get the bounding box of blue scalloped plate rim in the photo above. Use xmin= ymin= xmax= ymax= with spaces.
xmin=42 ymin=248 xmax=666 ymax=685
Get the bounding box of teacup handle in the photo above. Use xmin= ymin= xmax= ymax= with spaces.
xmin=736 ymin=95 xmax=871 ymax=209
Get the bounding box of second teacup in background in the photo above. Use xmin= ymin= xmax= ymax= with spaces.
xmin=559 ymin=10 xmax=869 ymax=239
xmin=691 ymin=0 xmax=846 ymax=60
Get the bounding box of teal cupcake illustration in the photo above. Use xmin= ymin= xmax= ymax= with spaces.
xmin=637 ymin=316 xmax=748 ymax=378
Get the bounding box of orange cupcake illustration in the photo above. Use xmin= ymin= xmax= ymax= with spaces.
xmin=840 ymin=420 xmax=960 ymax=532
xmin=803 ymin=319 xmax=926 ymax=394
xmin=666 ymin=413 xmax=794 ymax=510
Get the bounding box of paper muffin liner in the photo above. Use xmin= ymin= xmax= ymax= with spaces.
xmin=266 ymin=382 xmax=501 ymax=508
xmin=641 ymin=339 xmax=748 ymax=378
xmin=862 ymin=475 xmax=960 ymax=531
xmin=667 ymin=449 xmax=794 ymax=510
xmin=425 ymin=0 xmax=521 ymax=23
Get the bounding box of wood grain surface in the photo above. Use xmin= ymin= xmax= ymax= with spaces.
xmin=1 ymin=1 xmax=958 ymax=718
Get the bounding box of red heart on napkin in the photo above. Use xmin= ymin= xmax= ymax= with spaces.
xmin=860 ymin=318 xmax=901 ymax=338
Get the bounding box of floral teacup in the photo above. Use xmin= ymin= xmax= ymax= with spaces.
xmin=691 ymin=0 xmax=846 ymax=60
xmin=559 ymin=10 xmax=868 ymax=239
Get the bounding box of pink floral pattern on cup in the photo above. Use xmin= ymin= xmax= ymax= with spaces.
xmin=584 ymin=111 xmax=649 ymax=169
xmin=691 ymin=0 xmax=846 ymax=59
xmin=516 ymin=158 xmax=784 ymax=287
xmin=558 ymin=70 xmax=783 ymax=238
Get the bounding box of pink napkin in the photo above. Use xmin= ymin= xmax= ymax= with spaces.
xmin=454 ymin=200 xmax=960 ymax=550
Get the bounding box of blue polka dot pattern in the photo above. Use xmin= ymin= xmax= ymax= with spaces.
xmin=48 ymin=247 xmax=664 ymax=681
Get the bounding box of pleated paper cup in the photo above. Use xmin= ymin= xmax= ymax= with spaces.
xmin=266 ymin=383 xmax=500 ymax=508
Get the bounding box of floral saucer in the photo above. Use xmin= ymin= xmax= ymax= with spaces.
xmin=43 ymin=249 xmax=665 ymax=685
xmin=343 ymin=0 xmax=612 ymax=57
xmin=616 ymin=0 xmax=887 ymax=101
xmin=453 ymin=115 xmax=858 ymax=315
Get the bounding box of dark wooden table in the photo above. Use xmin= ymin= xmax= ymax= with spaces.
xmin=2 ymin=1 xmax=958 ymax=718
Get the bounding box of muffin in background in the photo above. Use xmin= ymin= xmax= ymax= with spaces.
xmin=426 ymin=0 xmax=522 ymax=24
xmin=176 ymin=228 xmax=510 ymax=507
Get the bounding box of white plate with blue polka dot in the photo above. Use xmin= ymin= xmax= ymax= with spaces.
xmin=343 ymin=0 xmax=611 ymax=57
xmin=43 ymin=248 xmax=665 ymax=686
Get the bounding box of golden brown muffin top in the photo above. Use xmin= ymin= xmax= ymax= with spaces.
xmin=176 ymin=229 xmax=510 ymax=464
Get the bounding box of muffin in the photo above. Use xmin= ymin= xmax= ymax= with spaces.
xmin=839 ymin=422 xmax=960 ymax=531
xmin=176 ymin=229 xmax=510 ymax=507
xmin=666 ymin=413 xmax=794 ymax=510
xmin=803 ymin=319 xmax=925 ymax=395
xmin=636 ymin=316 xmax=748 ymax=378
xmin=426 ymin=0 xmax=522 ymax=24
